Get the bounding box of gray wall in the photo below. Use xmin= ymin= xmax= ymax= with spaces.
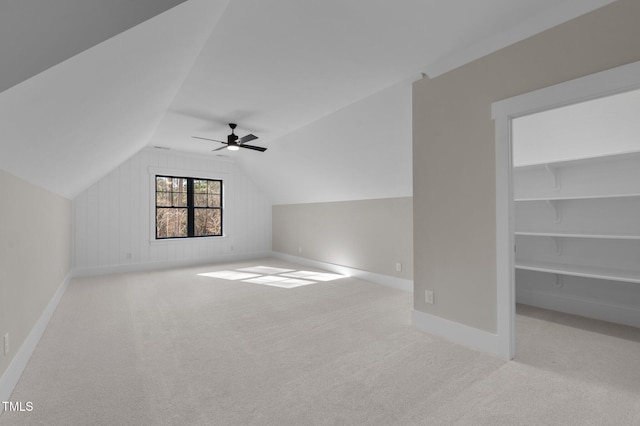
xmin=413 ymin=0 xmax=640 ymax=333
xmin=273 ymin=197 xmax=413 ymax=280
xmin=0 ymin=170 xmax=72 ymax=379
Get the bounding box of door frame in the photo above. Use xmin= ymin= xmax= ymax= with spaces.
xmin=491 ymin=60 xmax=640 ymax=360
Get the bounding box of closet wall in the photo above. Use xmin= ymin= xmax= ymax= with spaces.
xmin=513 ymin=91 xmax=640 ymax=328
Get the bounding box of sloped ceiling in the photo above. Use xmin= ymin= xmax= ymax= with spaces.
xmin=0 ymin=0 xmax=188 ymax=93
xmin=0 ymin=0 xmax=230 ymax=198
xmin=0 ymin=0 xmax=616 ymax=200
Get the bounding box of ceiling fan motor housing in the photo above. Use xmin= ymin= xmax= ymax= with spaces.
xmin=227 ymin=123 xmax=238 ymax=144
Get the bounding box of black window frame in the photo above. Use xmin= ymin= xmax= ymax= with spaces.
xmin=155 ymin=175 xmax=223 ymax=240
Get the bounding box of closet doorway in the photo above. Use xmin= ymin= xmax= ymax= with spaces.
xmin=511 ymin=88 xmax=640 ymax=355
xmin=492 ymin=60 xmax=640 ymax=360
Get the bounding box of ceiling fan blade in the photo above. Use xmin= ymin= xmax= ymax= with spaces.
xmin=192 ymin=136 xmax=226 ymax=144
xmin=212 ymin=145 xmax=228 ymax=152
xmin=238 ymin=134 xmax=258 ymax=144
xmin=239 ymin=144 xmax=267 ymax=152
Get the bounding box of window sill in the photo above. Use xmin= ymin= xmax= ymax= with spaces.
xmin=149 ymin=235 xmax=228 ymax=245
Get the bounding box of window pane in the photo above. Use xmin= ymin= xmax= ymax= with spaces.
xmin=171 ymin=178 xmax=186 ymax=192
xmin=208 ymin=181 xmax=221 ymax=207
xmin=172 ymin=191 xmax=187 ymax=207
xmin=194 ymin=208 xmax=221 ymax=236
xmin=156 ymin=208 xmax=188 ymax=238
xmin=208 ymin=195 xmax=220 ymax=208
xmin=194 ymin=193 xmax=207 ymax=207
xmin=208 ymin=181 xmax=221 ymax=195
xmin=156 ymin=191 xmax=171 ymax=207
xmin=193 ymin=179 xmax=207 ymax=193
xmin=209 ymin=193 xmax=220 ymax=207
xmin=156 ymin=176 xmax=170 ymax=191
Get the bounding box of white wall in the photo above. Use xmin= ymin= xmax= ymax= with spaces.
xmin=73 ymin=148 xmax=272 ymax=274
xmin=235 ymin=80 xmax=413 ymax=205
xmin=513 ymin=88 xmax=640 ymax=166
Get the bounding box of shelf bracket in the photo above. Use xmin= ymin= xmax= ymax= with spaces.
xmin=544 ymin=165 xmax=561 ymax=191
xmin=545 ymin=200 xmax=562 ymax=223
xmin=554 ymin=273 xmax=564 ymax=288
xmin=551 ymin=236 xmax=563 ymax=255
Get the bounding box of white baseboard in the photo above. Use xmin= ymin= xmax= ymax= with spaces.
xmin=517 ymin=288 xmax=640 ymax=329
xmin=72 ymin=251 xmax=273 ymax=277
xmin=411 ymin=309 xmax=507 ymax=359
xmin=271 ymin=251 xmax=413 ymax=293
xmin=0 ymin=272 xmax=72 ymax=403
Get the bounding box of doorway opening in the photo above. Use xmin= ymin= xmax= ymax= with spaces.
xmin=492 ymin=60 xmax=640 ymax=360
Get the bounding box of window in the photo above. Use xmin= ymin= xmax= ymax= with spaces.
xmin=155 ymin=175 xmax=223 ymax=239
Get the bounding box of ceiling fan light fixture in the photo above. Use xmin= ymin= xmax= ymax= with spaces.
xmin=193 ymin=123 xmax=266 ymax=152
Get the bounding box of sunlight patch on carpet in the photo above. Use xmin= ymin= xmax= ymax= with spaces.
xmin=280 ymin=271 xmax=344 ymax=281
xmin=237 ymin=266 xmax=294 ymax=274
xmin=198 ymin=265 xmax=346 ymax=288
xmin=243 ymin=277 xmax=316 ymax=288
xmin=198 ymin=271 xmax=260 ymax=280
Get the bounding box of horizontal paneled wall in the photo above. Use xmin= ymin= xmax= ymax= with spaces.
xmin=272 ymin=197 xmax=413 ymax=280
xmin=73 ymin=148 xmax=272 ymax=273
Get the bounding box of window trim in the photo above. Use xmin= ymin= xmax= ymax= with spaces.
xmin=154 ymin=174 xmax=224 ymax=240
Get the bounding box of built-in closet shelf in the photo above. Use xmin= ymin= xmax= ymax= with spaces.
xmin=515 ymin=150 xmax=640 ymax=291
xmin=513 ymin=151 xmax=640 ymax=201
xmin=515 ymin=196 xmax=640 ymax=236
xmin=515 ymin=260 xmax=640 ymax=284
xmin=515 ymin=232 xmax=640 ymax=240
xmin=515 ymin=193 xmax=640 ymax=202
xmin=513 ymin=150 xmax=640 ymax=170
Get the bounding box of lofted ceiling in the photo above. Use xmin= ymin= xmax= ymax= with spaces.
xmin=0 ymin=0 xmax=189 ymax=93
xmin=0 ymin=0 xmax=616 ymax=200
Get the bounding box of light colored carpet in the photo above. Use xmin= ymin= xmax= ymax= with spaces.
xmin=1 ymin=258 xmax=639 ymax=425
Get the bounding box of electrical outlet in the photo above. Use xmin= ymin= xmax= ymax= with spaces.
xmin=395 ymin=262 xmax=402 ymax=272
xmin=425 ymin=290 xmax=434 ymax=305
xmin=298 ymin=247 xmax=303 ymax=254
xmin=4 ymin=333 xmax=8 ymax=356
